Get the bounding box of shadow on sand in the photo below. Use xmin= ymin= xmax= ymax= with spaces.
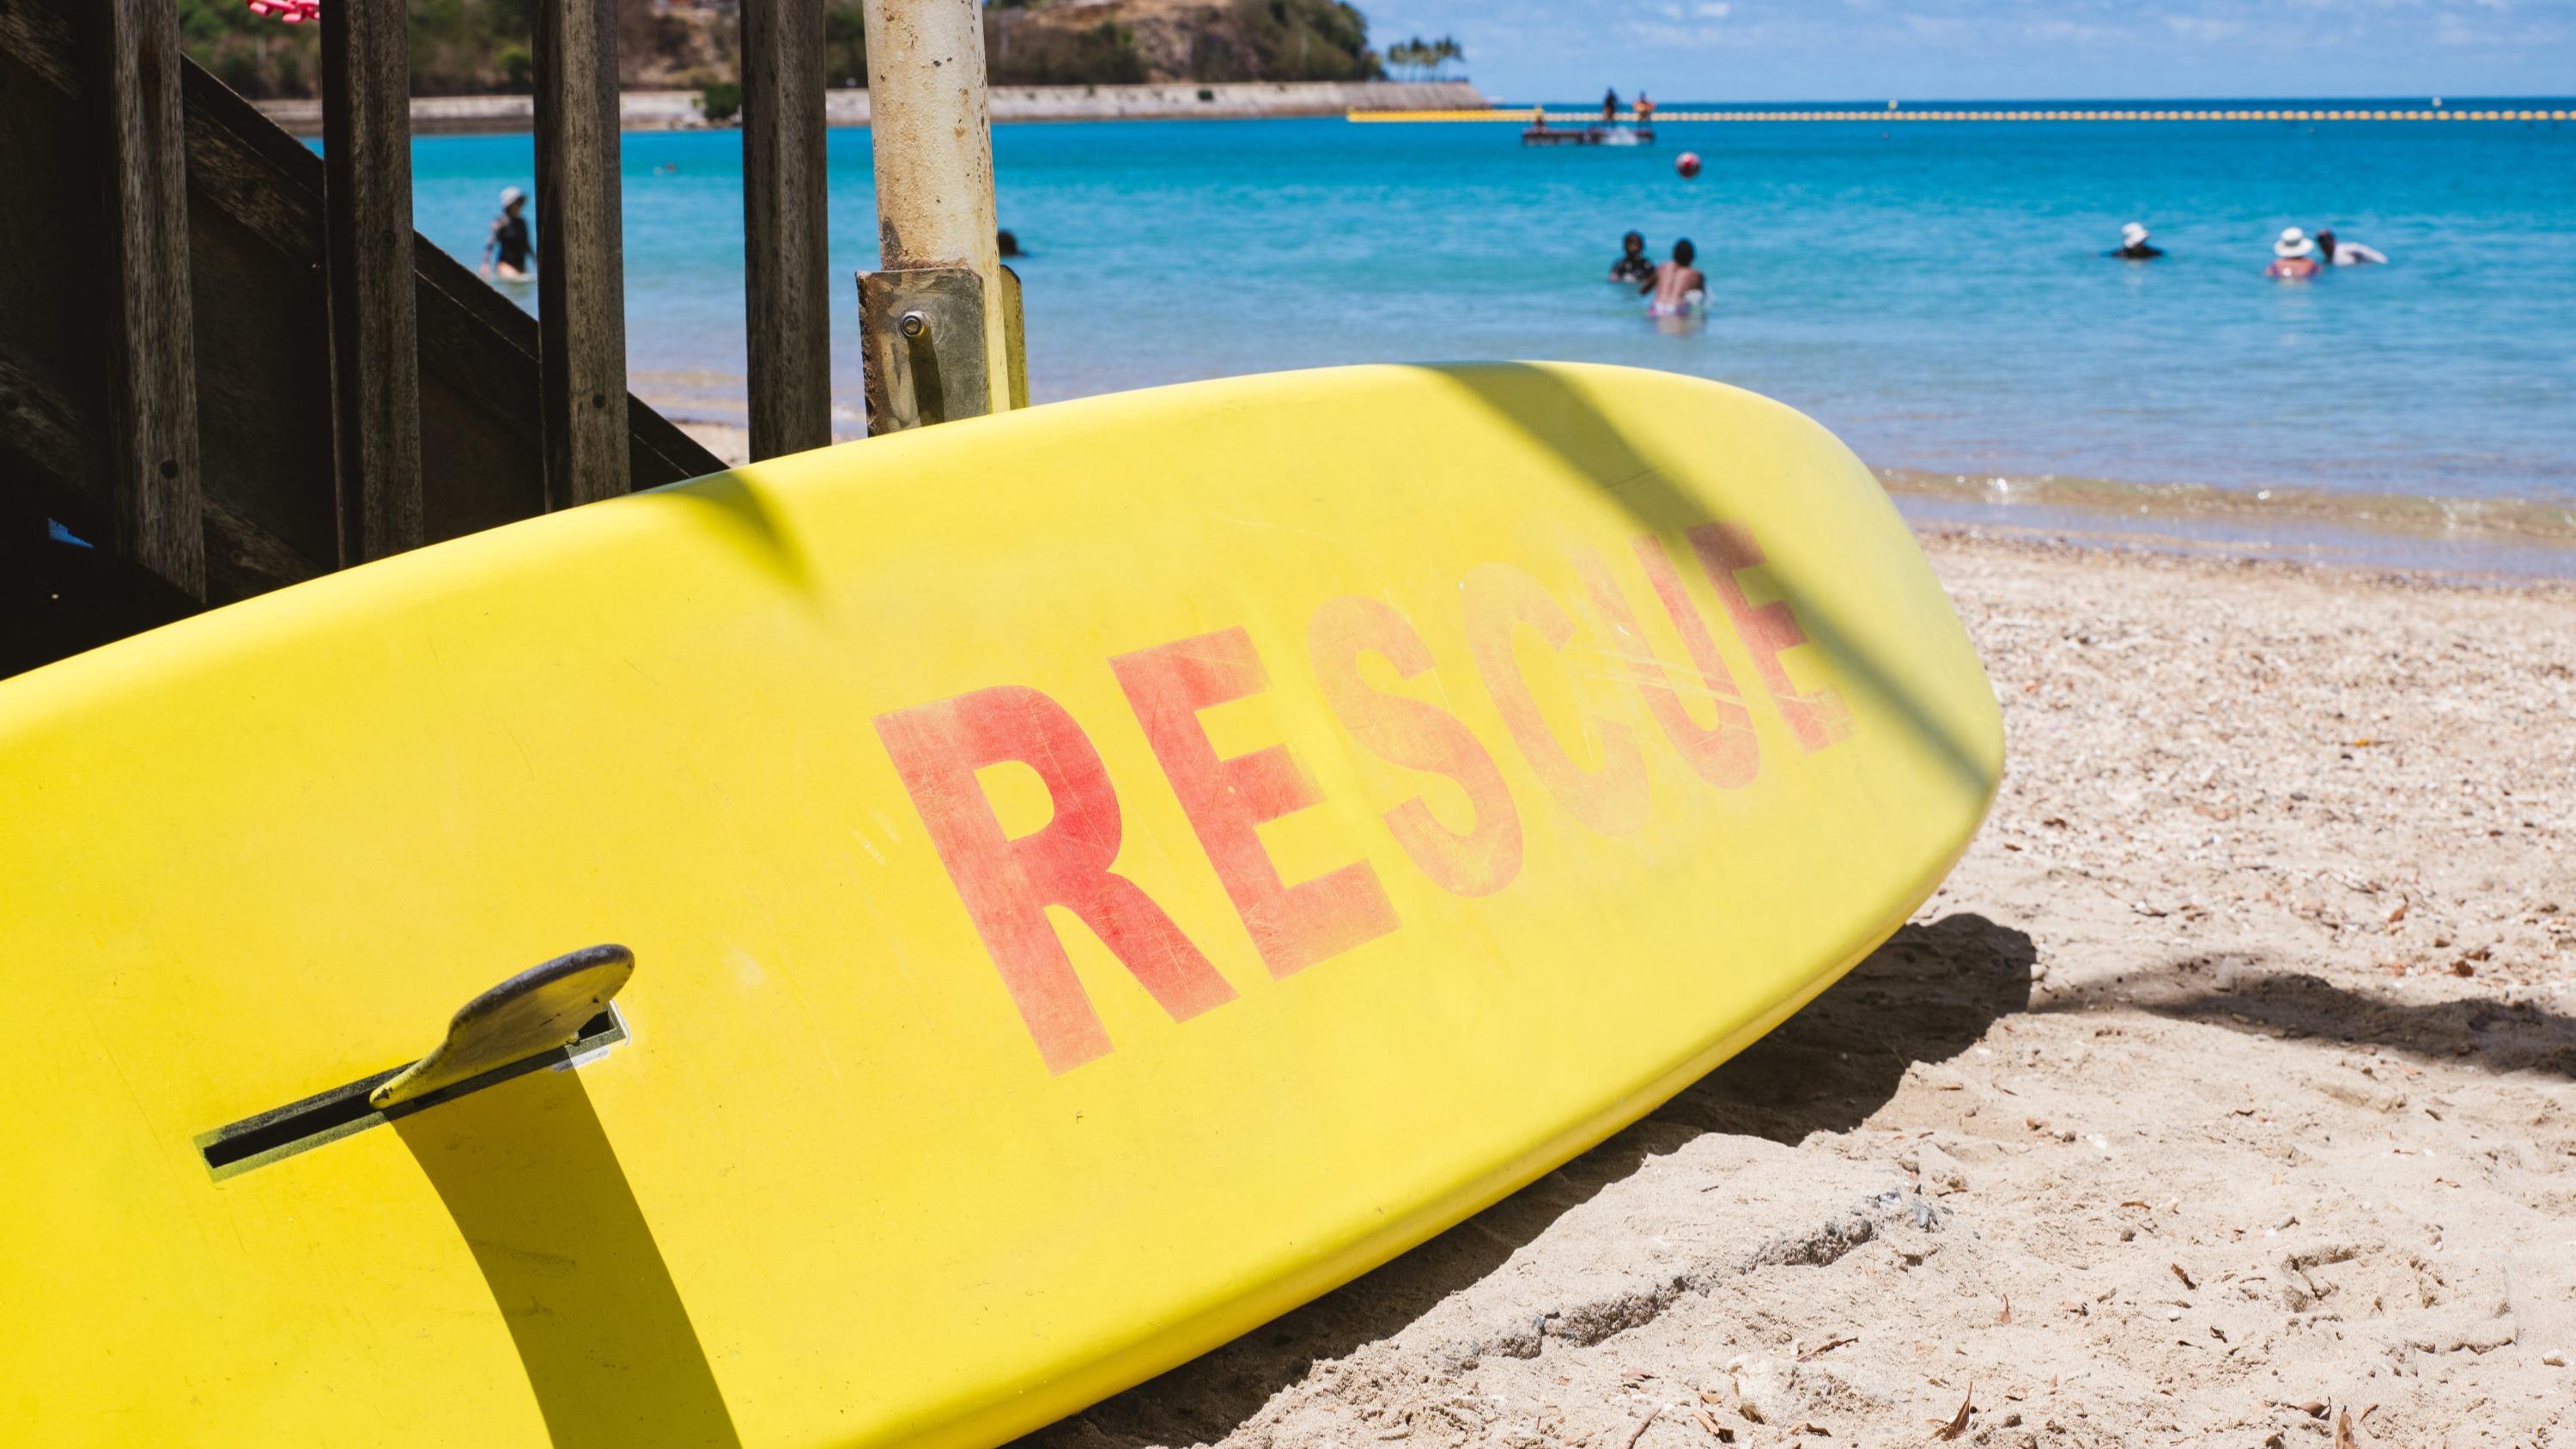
xmin=1015 ymin=912 xmax=2035 ymax=1449
xmin=2033 ymin=955 xmax=2576 ymax=1080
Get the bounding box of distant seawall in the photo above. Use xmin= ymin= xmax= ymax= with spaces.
xmin=255 ymin=80 xmax=1489 ymax=137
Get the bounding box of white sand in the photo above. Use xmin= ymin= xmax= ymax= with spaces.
xmin=1018 ymin=533 xmax=2576 ymax=1448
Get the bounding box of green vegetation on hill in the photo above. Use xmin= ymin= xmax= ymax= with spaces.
xmin=176 ymin=0 xmax=1389 ymax=100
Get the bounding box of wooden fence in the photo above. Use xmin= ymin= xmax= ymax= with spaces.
xmin=2 ymin=0 xmax=866 ymax=673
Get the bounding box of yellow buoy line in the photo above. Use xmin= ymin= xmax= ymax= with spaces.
xmin=1352 ymin=107 xmax=2573 ymax=125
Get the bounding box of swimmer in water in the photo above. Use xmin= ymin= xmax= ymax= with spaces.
xmin=480 ymin=186 xmax=532 ymax=282
xmin=2266 ymin=226 xmax=2322 ymax=280
xmin=2110 ymin=222 xmax=2164 ymax=260
xmin=2315 ymin=228 xmax=2387 ymax=266
xmin=1608 ymin=231 xmax=1656 ymax=283
xmin=1641 ymin=237 xmax=1706 ymax=317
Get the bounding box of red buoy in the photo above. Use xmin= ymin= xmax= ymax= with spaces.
xmin=1676 ymin=152 xmax=1704 ymax=180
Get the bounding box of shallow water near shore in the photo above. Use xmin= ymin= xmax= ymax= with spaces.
xmin=409 ymin=106 xmax=2576 ymax=569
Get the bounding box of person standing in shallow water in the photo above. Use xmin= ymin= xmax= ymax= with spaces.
xmin=480 ymin=186 xmax=532 ymax=282
xmin=1642 ymin=238 xmax=1707 ymax=317
xmin=2266 ymin=227 xmax=2322 ymax=280
xmin=1602 ymin=87 xmax=1620 ymax=122
xmin=1609 ymin=231 xmax=1656 ymax=283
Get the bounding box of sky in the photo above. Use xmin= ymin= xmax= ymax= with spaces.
xmin=1360 ymin=0 xmax=2576 ymax=102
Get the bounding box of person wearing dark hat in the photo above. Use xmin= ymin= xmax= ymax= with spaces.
xmin=1608 ymin=231 xmax=1656 ymax=283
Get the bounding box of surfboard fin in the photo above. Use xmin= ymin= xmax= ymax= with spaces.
xmin=369 ymin=944 xmax=635 ymax=1109
xmin=194 ymin=945 xmax=636 ymax=1178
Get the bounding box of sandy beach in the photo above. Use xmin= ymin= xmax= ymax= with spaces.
xmin=999 ymin=530 xmax=2576 ymax=1448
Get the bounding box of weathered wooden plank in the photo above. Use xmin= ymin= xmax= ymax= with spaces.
xmin=205 ymin=496 xmax=325 ymax=598
xmin=740 ymin=0 xmax=833 ymax=460
xmin=11 ymin=4 xmax=718 ymax=583
xmin=0 ymin=0 xmax=79 ymax=91
xmin=321 ymin=0 xmax=424 ymax=562
xmin=532 ymin=0 xmax=630 ymax=508
xmin=83 ymin=0 xmax=204 ymax=599
xmin=179 ymin=58 xmax=327 ymax=267
xmin=0 ymin=342 xmax=99 ymax=501
xmin=0 ymin=339 xmax=320 ymax=603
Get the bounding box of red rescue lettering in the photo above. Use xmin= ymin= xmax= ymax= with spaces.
xmin=1577 ymin=539 xmax=1761 ymax=789
xmin=1686 ymin=523 xmax=1856 ymax=753
xmin=1307 ymin=595 xmax=1524 ymax=898
xmin=874 ymin=685 xmax=1236 ymax=1073
xmin=1113 ymin=628 xmax=1400 ymax=978
xmin=1461 ymin=562 xmax=1652 ymax=837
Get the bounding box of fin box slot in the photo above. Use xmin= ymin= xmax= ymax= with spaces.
xmin=195 ymin=1008 xmax=625 ymax=1179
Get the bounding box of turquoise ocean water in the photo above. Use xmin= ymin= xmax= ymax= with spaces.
xmin=410 ymin=105 xmax=2576 ymax=529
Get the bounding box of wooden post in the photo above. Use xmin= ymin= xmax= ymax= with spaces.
xmin=322 ymin=0 xmax=425 ymax=562
xmin=740 ymin=0 xmax=832 ymax=460
xmin=85 ymin=0 xmax=204 ymax=599
xmin=533 ymin=0 xmax=629 ymax=508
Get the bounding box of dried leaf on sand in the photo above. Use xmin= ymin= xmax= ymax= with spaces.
xmin=1931 ymin=1382 xmax=1974 ymax=1441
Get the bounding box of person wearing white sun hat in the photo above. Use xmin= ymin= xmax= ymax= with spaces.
xmin=2266 ymin=226 xmax=2322 ymax=280
xmin=2110 ymin=222 xmax=2164 ymax=260
xmin=480 ymin=186 xmax=532 ymax=283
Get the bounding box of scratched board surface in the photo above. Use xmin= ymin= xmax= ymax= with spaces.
xmin=0 ymin=363 xmax=1999 ymax=1447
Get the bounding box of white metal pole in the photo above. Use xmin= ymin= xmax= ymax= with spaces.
xmin=860 ymin=0 xmax=1012 ymax=406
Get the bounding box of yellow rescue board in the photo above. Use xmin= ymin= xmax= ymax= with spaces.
xmin=0 ymin=363 xmax=1999 ymax=1446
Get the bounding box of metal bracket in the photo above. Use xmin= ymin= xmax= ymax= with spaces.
xmin=857 ymin=263 xmax=1029 ymax=432
xmin=859 ymin=265 xmax=989 ymax=433
xmin=999 ymin=263 xmax=1030 ymax=411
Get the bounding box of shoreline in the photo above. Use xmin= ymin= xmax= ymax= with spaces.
xmin=665 ymin=416 xmax=2576 ymax=583
xmin=1879 ymin=467 xmax=2576 ymax=583
xmin=253 ymin=79 xmax=1488 ymax=137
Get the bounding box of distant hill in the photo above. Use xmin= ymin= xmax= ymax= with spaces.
xmin=178 ymin=0 xmax=1398 ymax=100
xmin=986 ymin=0 xmax=1380 ymax=85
